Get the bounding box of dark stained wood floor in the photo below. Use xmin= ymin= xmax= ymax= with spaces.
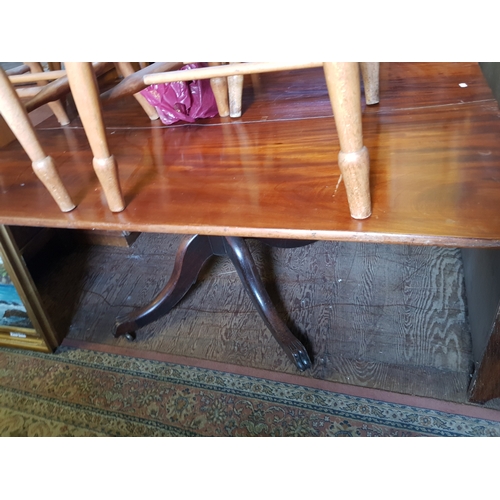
xmin=29 ymin=229 xmax=500 ymax=410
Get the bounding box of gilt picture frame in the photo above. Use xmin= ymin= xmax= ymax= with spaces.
xmin=0 ymin=225 xmax=58 ymax=352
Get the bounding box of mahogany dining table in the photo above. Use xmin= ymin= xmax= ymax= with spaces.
xmin=1 ymin=62 xmax=499 ymax=401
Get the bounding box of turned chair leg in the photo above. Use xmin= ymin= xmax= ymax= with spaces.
xmin=47 ymin=62 xmax=62 ymax=71
xmin=227 ymin=62 xmax=244 ymax=118
xmin=359 ymin=62 xmax=380 ymax=105
xmin=24 ymin=62 xmax=70 ymax=125
xmin=208 ymin=62 xmax=230 ymax=117
xmin=323 ymin=62 xmax=371 ymax=220
xmin=0 ymin=68 xmax=75 ymax=212
xmin=65 ymin=62 xmax=125 ymax=212
xmin=114 ymin=62 xmax=159 ymax=121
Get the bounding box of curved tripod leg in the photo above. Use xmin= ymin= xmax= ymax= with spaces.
xmin=115 ymin=234 xmax=214 ymax=339
xmin=223 ymin=236 xmax=312 ymax=371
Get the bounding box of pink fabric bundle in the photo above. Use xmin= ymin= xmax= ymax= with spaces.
xmin=140 ymin=63 xmax=218 ymax=125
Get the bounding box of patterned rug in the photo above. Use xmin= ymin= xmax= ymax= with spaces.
xmin=0 ymin=346 xmax=499 ymax=437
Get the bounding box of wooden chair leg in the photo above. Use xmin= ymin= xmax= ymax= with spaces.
xmin=24 ymin=62 xmax=70 ymax=125
xmin=228 ymin=62 xmax=244 ymax=118
xmin=359 ymin=62 xmax=380 ymax=105
xmin=64 ymin=62 xmax=125 ymax=213
xmin=47 ymin=62 xmax=62 ymax=71
xmin=323 ymin=62 xmax=371 ymax=219
xmin=208 ymin=62 xmax=230 ymax=117
xmin=114 ymin=62 xmax=159 ymax=120
xmin=0 ymin=68 xmax=75 ymax=212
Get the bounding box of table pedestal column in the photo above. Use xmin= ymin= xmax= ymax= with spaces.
xmin=115 ymin=235 xmax=315 ymax=371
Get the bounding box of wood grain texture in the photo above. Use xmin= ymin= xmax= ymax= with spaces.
xmin=1 ymin=63 xmax=499 ymax=246
xmin=28 ymin=231 xmax=482 ymax=404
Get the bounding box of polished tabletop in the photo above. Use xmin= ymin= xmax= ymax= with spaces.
xmin=1 ymin=62 xmax=499 ymax=247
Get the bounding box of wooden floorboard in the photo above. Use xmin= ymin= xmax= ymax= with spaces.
xmin=27 ymin=230 xmax=497 ymax=408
